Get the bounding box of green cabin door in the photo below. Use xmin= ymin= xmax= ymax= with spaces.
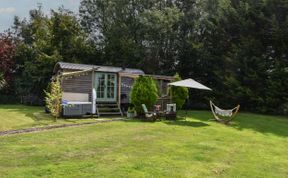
xmin=95 ymin=73 xmax=117 ymax=102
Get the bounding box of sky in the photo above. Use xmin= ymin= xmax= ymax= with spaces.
xmin=0 ymin=0 xmax=81 ymax=32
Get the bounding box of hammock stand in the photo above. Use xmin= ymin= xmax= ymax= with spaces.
xmin=210 ymin=101 xmax=240 ymax=124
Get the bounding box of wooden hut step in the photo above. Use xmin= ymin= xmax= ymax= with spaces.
xmin=99 ymin=112 xmax=122 ymax=115
xmin=98 ymin=107 xmax=120 ymax=112
xmin=97 ymin=103 xmax=119 ymax=107
xmin=96 ymin=103 xmax=123 ymax=117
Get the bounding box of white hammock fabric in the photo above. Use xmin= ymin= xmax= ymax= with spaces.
xmin=214 ymin=106 xmax=233 ymax=117
xmin=210 ymin=101 xmax=240 ymax=124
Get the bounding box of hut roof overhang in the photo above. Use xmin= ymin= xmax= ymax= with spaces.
xmin=54 ymin=62 xmax=175 ymax=81
xmin=54 ymin=62 xmax=145 ymax=75
xmin=119 ymin=72 xmax=175 ymax=81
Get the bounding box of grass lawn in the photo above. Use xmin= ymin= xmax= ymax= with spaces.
xmin=0 ymin=105 xmax=109 ymax=131
xmin=0 ymin=105 xmax=288 ymax=177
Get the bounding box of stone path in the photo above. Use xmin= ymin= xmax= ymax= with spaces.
xmin=0 ymin=118 xmax=125 ymax=136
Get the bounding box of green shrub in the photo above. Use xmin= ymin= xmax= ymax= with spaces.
xmin=171 ymin=73 xmax=189 ymax=109
xmin=44 ymin=77 xmax=62 ymax=120
xmin=131 ymin=76 xmax=158 ymax=114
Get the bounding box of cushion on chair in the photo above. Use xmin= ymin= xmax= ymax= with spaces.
xmin=142 ymin=104 xmax=148 ymax=113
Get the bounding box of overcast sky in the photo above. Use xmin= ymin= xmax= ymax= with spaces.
xmin=0 ymin=0 xmax=81 ymax=32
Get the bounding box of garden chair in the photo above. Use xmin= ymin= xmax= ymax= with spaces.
xmin=142 ymin=104 xmax=157 ymax=121
xmin=165 ymin=103 xmax=177 ymax=120
xmin=210 ymin=101 xmax=240 ymax=124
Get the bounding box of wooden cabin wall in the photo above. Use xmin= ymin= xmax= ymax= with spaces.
xmin=162 ymin=80 xmax=169 ymax=95
xmin=120 ymin=77 xmax=134 ymax=104
xmin=120 ymin=77 xmax=171 ymax=104
xmin=59 ymin=69 xmax=172 ymax=106
xmin=155 ymin=79 xmax=170 ymax=97
xmin=155 ymin=79 xmax=171 ymax=110
xmin=61 ymin=71 xmax=92 ymax=101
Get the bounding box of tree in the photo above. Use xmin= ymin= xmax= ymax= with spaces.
xmin=50 ymin=7 xmax=96 ymax=63
xmin=137 ymin=6 xmax=183 ymax=74
xmin=12 ymin=6 xmax=61 ymax=101
xmin=0 ymin=33 xmax=16 ymax=92
xmin=130 ymin=76 xmax=158 ymax=114
xmin=0 ymin=0 xmax=286 ymax=115
xmin=12 ymin=6 xmax=95 ymax=103
xmin=177 ymin=0 xmax=288 ymax=114
xmin=80 ymin=0 xmax=143 ymax=67
xmin=79 ymin=0 xmax=183 ymax=74
xmin=45 ymin=77 xmax=62 ymax=120
xmin=171 ymin=73 xmax=189 ymax=109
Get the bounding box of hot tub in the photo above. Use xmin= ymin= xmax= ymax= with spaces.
xmin=62 ymin=101 xmax=92 ymax=117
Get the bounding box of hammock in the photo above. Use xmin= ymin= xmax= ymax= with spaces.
xmin=210 ymin=101 xmax=240 ymax=124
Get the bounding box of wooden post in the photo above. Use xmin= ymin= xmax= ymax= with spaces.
xmin=91 ymin=69 xmax=94 ymax=118
xmin=118 ymin=73 xmax=122 ymax=108
xmin=169 ymin=85 xmax=172 ymax=103
xmin=160 ymin=80 xmax=163 ymax=95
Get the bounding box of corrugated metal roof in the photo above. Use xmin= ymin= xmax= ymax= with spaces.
xmin=119 ymin=73 xmax=175 ymax=81
xmin=54 ymin=62 xmax=145 ymax=74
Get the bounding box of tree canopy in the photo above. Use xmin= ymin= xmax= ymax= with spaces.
xmin=130 ymin=76 xmax=158 ymax=114
xmin=0 ymin=0 xmax=287 ymax=115
xmin=10 ymin=6 xmax=97 ymax=102
xmin=0 ymin=33 xmax=15 ymax=92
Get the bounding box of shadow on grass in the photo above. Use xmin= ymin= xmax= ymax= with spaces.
xmin=123 ymin=117 xmax=209 ymax=127
xmin=180 ymin=110 xmax=288 ymax=137
xmin=0 ymin=105 xmax=85 ymax=125
xmin=164 ymin=120 xmax=209 ymax=127
xmin=2 ymin=105 xmax=288 ymax=137
xmin=230 ymin=113 xmax=288 ymax=137
xmin=0 ymin=105 xmax=42 ymax=120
